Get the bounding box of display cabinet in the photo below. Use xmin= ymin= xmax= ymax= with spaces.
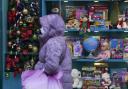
xmin=45 ymin=0 xmax=128 ymax=89
xmin=1 ymin=0 xmax=128 ymax=89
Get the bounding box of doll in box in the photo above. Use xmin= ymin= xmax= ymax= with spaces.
xmin=123 ymin=38 xmax=128 ymax=59
xmin=110 ymin=39 xmax=123 ymax=59
xmin=80 ymin=15 xmax=90 ymax=32
xmin=96 ymin=41 xmax=110 ymax=59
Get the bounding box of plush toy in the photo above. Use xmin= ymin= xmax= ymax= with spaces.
xmin=66 ymin=19 xmax=80 ymax=30
xmin=71 ymin=69 xmax=83 ymax=89
xmin=96 ymin=41 xmax=110 ymax=59
xmin=73 ymin=19 xmax=80 ymax=30
xmin=66 ymin=19 xmax=74 ymax=29
xmin=101 ymin=68 xmax=111 ymax=89
xmin=80 ymin=16 xmax=90 ymax=32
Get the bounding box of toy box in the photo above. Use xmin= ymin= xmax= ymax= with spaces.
xmin=110 ymin=39 xmax=124 ymax=59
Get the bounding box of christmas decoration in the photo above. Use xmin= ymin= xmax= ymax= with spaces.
xmin=6 ymin=0 xmax=40 ymax=78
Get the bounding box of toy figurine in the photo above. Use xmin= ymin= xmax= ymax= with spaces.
xmin=96 ymin=41 xmax=110 ymax=59
xmin=117 ymin=17 xmax=123 ymax=29
xmin=117 ymin=15 xmax=128 ymax=29
xmin=71 ymin=69 xmax=83 ymax=89
xmin=122 ymin=17 xmax=128 ymax=29
xmin=80 ymin=15 xmax=90 ymax=32
xmin=101 ymin=68 xmax=111 ymax=89
xmin=66 ymin=18 xmax=74 ymax=29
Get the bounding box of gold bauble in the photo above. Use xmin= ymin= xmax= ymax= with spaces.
xmin=23 ymin=9 xmax=28 ymax=15
xmin=32 ymin=46 xmax=38 ymax=53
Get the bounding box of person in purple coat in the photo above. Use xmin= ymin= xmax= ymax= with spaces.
xmin=34 ymin=14 xmax=73 ymax=89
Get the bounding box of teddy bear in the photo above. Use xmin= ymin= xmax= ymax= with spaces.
xmin=71 ymin=69 xmax=83 ymax=89
xmin=80 ymin=15 xmax=90 ymax=32
xmin=66 ymin=18 xmax=80 ymax=30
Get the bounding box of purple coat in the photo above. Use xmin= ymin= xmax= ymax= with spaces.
xmin=34 ymin=14 xmax=73 ymax=89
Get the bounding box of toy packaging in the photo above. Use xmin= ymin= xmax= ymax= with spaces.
xmin=123 ymin=38 xmax=128 ymax=59
xmin=73 ymin=40 xmax=83 ymax=57
xmin=110 ymin=68 xmax=128 ymax=89
xmin=110 ymin=38 xmax=124 ymax=59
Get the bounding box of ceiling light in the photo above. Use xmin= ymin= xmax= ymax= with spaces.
xmin=94 ymin=0 xmax=99 ymax=2
xmin=124 ymin=0 xmax=128 ymax=2
xmin=64 ymin=0 xmax=68 ymax=2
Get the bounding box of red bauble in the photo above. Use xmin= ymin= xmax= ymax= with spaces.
xmin=22 ymin=49 xmax=28 ymax=55
xmin=14 ymin=56 xmax=20 ymax=63
xmin=27 ymin=30 xmax=32 ymax=35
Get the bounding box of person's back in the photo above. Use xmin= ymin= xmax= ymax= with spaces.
xmin=34 ymin=14 xmax=72 ymax=89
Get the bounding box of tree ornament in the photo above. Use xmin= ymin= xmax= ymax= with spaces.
xmin=28 ymin=44 xmax=33 ymax=49
xmin=30 ymin=57 xmax=35 ymax=67
xmin=17 ymin=46 xmax=21 ymax=52
xmin=19 ymin=20 xmax=23 ymax=25
xmin=22 ymin=49 xmax=28 ymax=55
xmin=32 ymin=46 xmax=38 ymax=53
xmin=17 ymin=30 xmax=21 ymax=35
xmin=27 ymin=30 xmax=32 ymax=36
xmin=5 ymin=72 xmax=10 ymax=79
xmin=23 ymin=8 xmax=28 ymax=15
xmin=26 ymin=16 xmax=34 ymax=23
xmin=8 ymin=41 xmax=12 ymax=47
xmin=32 ymin=34 xmax=38 ymax=40
xmin=24 ymin=61 xmax=31 ymax=70
xmin=29 ymin=23 xmax=33 ymax=27
xmin=23 ymin=23 xmax=27 ymax=27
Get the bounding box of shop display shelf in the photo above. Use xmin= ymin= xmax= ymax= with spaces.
xmin=72 ymin=58 xmax=128 ymax=63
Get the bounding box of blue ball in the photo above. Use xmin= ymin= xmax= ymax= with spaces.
xmin=83 ymin=37 xmax=99 ymax=51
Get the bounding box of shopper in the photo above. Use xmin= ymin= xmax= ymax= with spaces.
xmin=34 ymin=14 xmax=72 ymax=89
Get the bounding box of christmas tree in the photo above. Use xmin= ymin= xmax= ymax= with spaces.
xmin=6 ymin=0 xmax=40 ymax=78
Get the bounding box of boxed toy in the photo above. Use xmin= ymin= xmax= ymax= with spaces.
xmin=110 ymin=38 xmax=124 ymax=59
xmin=123 ymin=38 xmax=128 ymax=59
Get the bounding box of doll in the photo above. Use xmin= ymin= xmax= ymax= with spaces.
xmin=117 ymin=16 xmax=128 ymax=29
xmin=96 ymin=41 xmax=110 ymax=59
xmin=66 ymin=19 xmax=74 ymax=29
xmin=122 ymin=17 xmax=128 ymax=29
xmin=80 ymin=16 xmax=90 ymax=32
xmin=117 ymin=17 xmax=123 ymax=29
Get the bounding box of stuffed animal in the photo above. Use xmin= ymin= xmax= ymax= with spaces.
xmin=101 ymin=68 xmax=111 ymax=89
xmin=80 ymin=16 xmax=90 ymax=32
xmin=73 ymin=19 xmax=80 ymax=30
xmin=66 ymin=19 xmax=74 ymax=29
xmin=71 ymin=69 xmax=83 ymax=89
xmin=66 ymin=19 xmax=80 ymax=30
